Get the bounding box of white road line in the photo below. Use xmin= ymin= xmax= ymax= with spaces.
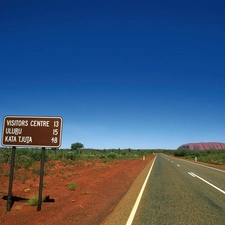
xmin=188 ymin=172 xmax=195 ymax=177
xmin=126 ymin=154 xmax=157 ymax=225
xmin=162 ymin=154 xmax=225 ymax=174
xmin=177 ymin=164 xmax=180 ymax=167
xmin=188 ymin=172 xmax=225 ymax=195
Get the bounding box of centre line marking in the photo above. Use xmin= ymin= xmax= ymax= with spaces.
xmin=188 ymin=172 xmax=225 ymax=194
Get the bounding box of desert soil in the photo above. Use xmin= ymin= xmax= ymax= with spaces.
xmin=0 ymin=155 xmax=155 ymax=225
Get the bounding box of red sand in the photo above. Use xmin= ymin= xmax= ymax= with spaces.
xmin=0 ymin=155 xmax=155 ymax=225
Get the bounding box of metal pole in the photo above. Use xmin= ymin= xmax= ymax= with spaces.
xmin=37 ymin=147 xmax=45 ymax=211
xmin=6 ymin=146 xmax=16 ymax=211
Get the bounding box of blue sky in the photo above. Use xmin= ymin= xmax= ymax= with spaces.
xmin=1 ymin=0 xmax=225 ymax=149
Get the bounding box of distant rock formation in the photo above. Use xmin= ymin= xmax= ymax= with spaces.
xmin=178 ymin=142 xmax=225 ymax=150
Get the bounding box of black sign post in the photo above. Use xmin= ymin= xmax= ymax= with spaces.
xmin=37 ymin=147 xmax=45 ymax=211
xmin=1 ymin=116 xmax=63 ymax=212
xmin=6 ymin=146 xmax=16 ymax=211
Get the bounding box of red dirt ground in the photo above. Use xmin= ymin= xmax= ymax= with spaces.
xmin=0 ymin=155 xmax=155 ymax=225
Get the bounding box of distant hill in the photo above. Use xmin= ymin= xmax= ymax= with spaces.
xmin=178 ymin=142 xmax=225 ymax=150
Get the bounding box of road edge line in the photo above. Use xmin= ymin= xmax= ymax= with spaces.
xmin=126 ymin=154 xmax=157 ymax=225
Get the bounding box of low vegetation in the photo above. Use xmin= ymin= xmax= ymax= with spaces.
xmin=172 ymin=148 xmax=225 ymax=165
xmin=1 ymin=146 xmax=225 ymax=176
xmin=67 ymin=182 xmax=77 ymax=191
xmin=0 ymin=147 xmax=157 ymax=168
xmin=27 ymin=195 xmax=39 ymax=206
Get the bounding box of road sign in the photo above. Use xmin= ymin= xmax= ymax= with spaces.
xmin=1 ymin=116 xmax=63 ymax=147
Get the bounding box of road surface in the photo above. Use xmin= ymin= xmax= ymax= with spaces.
xmin=130 ymin=153 xmax=225 ymax=225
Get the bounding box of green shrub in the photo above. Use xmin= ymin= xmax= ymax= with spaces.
xmin=30 ymin=151 xmax=42 ymax=161
xmin=68 ymin=182 xmax=77 ymax=191
xmin=2 ymin=149 xmax=10 ymax=163
xmin=16 ymin=155 xmax=34 ymax=169
xmin=24 ymin=158 xmax=34 ymax=169
xmin=107 ymin=152 xmax=117 ymax=159
xmin=99 ymin=154 xmax=107 ymax=159
xmin=174 ymin=148 xmax=190 ymax=157
xmin=27 ymin=196 xmax=39 ymax=206
xmin=66 ymin=151 xmax=76 ymax=160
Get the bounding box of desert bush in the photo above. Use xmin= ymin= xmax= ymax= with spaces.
xmin=54 ymin=150 xmax=65 ymax=159
xmin=174 ymin=148 xmax=190 ymax=157
xmin=23 ymin=158 xmax=34 ymax=169
xmin=30 ymin=151 xmax=42 ymax=161
xmin=15 ymin=155 xmax=34 ymax=169
xmin=27 ymin=196 xmax=39 ymax=206
xmin=27 ymin=195 xmax=46 ymax=206
xmin=66 ymin=151 xmax=77 ymax=160
xmin=68 ymin=182 xmax=77 ymax=191
xmin=99 ymin=154 xmax=107 ymax=159
xmin=107 ymin=152 xmax=117 ymax=159
xmin=1 ymin=149 xmax=10 ymax=163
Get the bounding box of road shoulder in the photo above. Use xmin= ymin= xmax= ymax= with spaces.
xmin=101 ymin=154 xmax=156 ymax=225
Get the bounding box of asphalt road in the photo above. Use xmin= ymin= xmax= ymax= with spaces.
xmin=131 ymin=154 xmax=225 ymax=225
